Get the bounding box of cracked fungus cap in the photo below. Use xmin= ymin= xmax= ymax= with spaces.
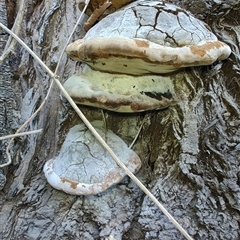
xmin=43 ymin=121 xmax=142 ymax=195
xmin=63 ymin=65 xmax=174 ymax=112
xmin=67 ymin=0 xmax=231 ymax=75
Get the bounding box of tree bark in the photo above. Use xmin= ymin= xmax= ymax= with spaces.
xmin=0 ymin=0 xmax=239 ymax=239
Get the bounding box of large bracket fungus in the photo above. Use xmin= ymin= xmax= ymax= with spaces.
xmin=64 ymin=0 xmax=231 ymax=112
xmin=66 ymin=38 xmax=230 ymax=75
xmin=44 ymin=121 xmax=142 ymax=195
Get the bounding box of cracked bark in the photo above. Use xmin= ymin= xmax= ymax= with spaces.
xmin=0 ymin=0 xmax=239 ymax=239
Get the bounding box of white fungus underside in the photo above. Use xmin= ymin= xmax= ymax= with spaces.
xmin=63 ymin=65 xmax=174 ymax=112
xmin=43 ymin=121 xmax=142 ymax=195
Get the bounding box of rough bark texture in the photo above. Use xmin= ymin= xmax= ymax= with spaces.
xmin=0 ymin=0 xmax=239 ymax=239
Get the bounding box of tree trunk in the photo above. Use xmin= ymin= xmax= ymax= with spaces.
xmin=0 ymin=0 xmax=239 ymax=239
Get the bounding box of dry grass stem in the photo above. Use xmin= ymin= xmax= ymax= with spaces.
xmin=0 ymin=129 xmax=42 ymax=141
xmin=129 ymin=115 xmax=146 ymax=149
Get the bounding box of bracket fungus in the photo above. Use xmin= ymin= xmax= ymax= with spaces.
xmin=64 ymin=64 xmax=174 ymax=112
xmin=44 ymin=121 xmax=142 ymax=195
xmin=68 ymin=0 xmax=231 ymax=75
xmin=66 ymin=37 xmax=230 ymax=76
xmin=64 ymin=0 xmax=231 ymax=112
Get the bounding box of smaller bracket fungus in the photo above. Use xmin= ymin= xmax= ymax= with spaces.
xmin=43 ymin=121 xmax=142 ymax=195
xmin=67 ymin=0 xmax=231 ymax=75
xmin=63 ymin=65 xmax=174 ymax=112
